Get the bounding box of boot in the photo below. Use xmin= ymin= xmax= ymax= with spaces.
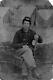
xmin=22 ymin=62 xmax=28 ymax=77
xmin=31 ymin=67 xmax=41 ymax=79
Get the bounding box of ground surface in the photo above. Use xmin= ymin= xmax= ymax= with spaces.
xmin=0 ymin=42 xmax=53 ymax=80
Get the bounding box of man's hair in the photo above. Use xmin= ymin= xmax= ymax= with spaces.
xmin=22 ymin=16 xmax=31 ymax=25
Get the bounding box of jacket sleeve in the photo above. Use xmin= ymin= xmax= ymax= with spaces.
xmin=13 ymin=31 xmax=20 ymax=44
xmin=12 ymin=31 xmax=23 ymax=49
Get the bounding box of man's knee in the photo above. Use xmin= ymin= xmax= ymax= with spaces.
xmin=25 ymin=47 xmax=32 ymax=53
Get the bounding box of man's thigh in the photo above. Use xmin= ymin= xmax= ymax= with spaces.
xmin=16 ymin=47 xmax=28 ymax=56
xmin=16 ymin=47 xmax=36 ymax=67
xmin=22 ymin=47 xmax=36 ymax=67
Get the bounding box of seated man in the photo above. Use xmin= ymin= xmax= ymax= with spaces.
xmin=12 ymin=16 xmax=43 ymax=78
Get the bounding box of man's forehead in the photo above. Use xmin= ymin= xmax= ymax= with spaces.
xmin=24 ymin=20 xmax=30 ymax=23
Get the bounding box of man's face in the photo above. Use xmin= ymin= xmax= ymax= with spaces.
xmin=23 ymin=21 xmax=30 ymax=31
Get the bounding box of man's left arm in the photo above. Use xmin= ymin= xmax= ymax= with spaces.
xmin=32 ymin=33 xmax=43 ymax=47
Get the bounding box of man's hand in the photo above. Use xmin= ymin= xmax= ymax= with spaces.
xmin=34 ymin=34 xmax=39 ymax=40
xmin=32 ymin=40 xmax=37 ymax=46
xmin=23 ymin=45 xmax=29 ymax=49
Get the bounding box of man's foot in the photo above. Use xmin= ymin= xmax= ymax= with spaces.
xmin=22 ymin=75 xmax=28 ymax=80
xmin=31 ymin=68 xmax=41 ymax=79
xmin=22 ymin=72 xmax=28 ymax=80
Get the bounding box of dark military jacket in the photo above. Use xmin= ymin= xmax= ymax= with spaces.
xmin=12 ymin=28 xmax=43 ymax=49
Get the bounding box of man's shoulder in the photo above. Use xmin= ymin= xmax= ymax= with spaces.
xmin=29 ymin=29 xmax=36 ymax=34
xmin=16 ymin=28 xmax=23 ymax=34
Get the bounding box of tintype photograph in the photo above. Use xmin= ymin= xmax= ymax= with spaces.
xmin=0 ymin=0 xmax=53 ymax=80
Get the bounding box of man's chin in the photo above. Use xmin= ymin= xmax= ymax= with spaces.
xmin=23 ymin=29 xmax=29 ymax=32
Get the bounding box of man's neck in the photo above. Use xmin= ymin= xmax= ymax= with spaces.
xmin=24 ymin=30 xmax=28 ymax=32
xmin=23 ymin=28 xmax=29 ymax=32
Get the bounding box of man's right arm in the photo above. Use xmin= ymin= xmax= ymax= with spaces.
xmin=12 ymin=31 xmax=23 ymax=49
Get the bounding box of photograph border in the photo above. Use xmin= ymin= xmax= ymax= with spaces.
xmin=36 ymin=5 xmax=53 ymax=10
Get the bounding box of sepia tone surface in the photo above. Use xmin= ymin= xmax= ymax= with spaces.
xmin=0 ymin=0 xmax=53 ymax=80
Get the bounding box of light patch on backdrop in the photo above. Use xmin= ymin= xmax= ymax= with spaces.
xmin=0 ymin=0 xmax=2 ymax=2
xmin=38 ymin=10 xmax=53 ymax=20
xmin=51 ymin=79 xmax=53 ymax=80
xmin=49 ymin=0 xmax=53 ymax=5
